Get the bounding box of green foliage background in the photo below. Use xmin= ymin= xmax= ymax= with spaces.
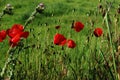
xmin=0 ymin=0 xmax=120 ymax=80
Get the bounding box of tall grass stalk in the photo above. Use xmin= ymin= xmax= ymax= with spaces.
xmin=24 ymin=10 xmax=37 ymax=28
xmin=99 ymin=49 xmax=115 ymax=80
xmin=105 ymin=11 xmax=118 ymax=80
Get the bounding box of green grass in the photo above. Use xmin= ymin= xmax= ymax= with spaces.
xmin=0 ymin=0 xmax=120 ymax=80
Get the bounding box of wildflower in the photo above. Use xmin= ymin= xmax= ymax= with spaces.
xmin=0 ymin=30 xmax=6 ymax=42
xmin=7 ymin=24 xmax=29 ymax=47
xmin=67 ymin=39 xmax=76 ymax=48
xmin=73 ymin=21 xmax=84 ymax=32
xmin=94 ymin=28 xmax=103 ymax=37
xmin=7 ymin=24 xmax=24 ymax=38
xmin=53 ymin=33 xmax=67 ymax=46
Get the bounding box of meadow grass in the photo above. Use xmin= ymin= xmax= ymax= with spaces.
xmin=0 ymin=0 xmax=120 ymax=80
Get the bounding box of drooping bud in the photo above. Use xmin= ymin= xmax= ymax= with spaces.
xmin=3 ymin=4 xmax=14 ymax=15
xmin=36 ymin=3 xmax=45 ymax=13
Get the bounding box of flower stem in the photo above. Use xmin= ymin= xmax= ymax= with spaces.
xmin=24 ymin=9 xmax=37 ymax=29
xmin=0 ymin=45 xmax=12 ymax=77
xmin=0 ymin=12 xmax=5 ymax=20
xmin=24 ymin=3 xmax=44 ymax=29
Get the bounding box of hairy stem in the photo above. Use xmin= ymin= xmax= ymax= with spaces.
xmin=0 ymin=12 xmax=5 ymax=20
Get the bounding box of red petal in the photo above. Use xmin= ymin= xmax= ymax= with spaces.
xmin=0 ymin=30 xmax=6 ymax=40
xmin=53 ymin=33 xmax=66 ymax=46
xmin=12 ymin=24 xmax=24 ymax=31
xmin=7 ymin=24 xmax=24 ymax=38
xmin=0 ymin=38 xmax=3 ymax=42
xmin=59 ymin=40 xmax=67 ymax=46
xmin=21 ymin=31 xmax=29 ymax=38
xmin=74 ymin=21 xmax=84 ymax=32
xmin=67 ymin=39 xmax=76 ymax=48
xmin=10 ymin=34 xmax=20 ymax=43
xmin=7 ymin=28 xmax=23 ymax=38
xmin=94 ymin=28 xmax=103 ymax=37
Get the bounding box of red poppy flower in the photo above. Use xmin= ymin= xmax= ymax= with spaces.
xmin=7 ymin=24 xmax=24 ymax=38
xmin=67 ymin=39 xmax=76 ymax=48
xmin=73 ymin=21 xmax=84 ymax=32
xmin=7 ymin=24 xmax=29 ymax=47
xmin=53 ymin=33 xmax=67 ymax=46
xmin=9 ymin=32 xmax=29 ymax=47
xmin=0 ymin=30 xmax=7 ymax=42
xmin=94 ymin=28 xmax=103 ymax=37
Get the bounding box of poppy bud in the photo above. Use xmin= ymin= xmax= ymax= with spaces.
xmin=36 ymin=3 xmax=45 ymax=13
xmin=3 ymin=4 xmax=14 ymax=15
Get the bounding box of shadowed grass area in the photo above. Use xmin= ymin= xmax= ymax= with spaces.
xmin=0 ymin=0 xmax=120 ymax=80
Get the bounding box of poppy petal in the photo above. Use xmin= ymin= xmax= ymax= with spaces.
xmin=54 ymin=33 xmax=66 ymax=46
xmin=60 ymin=40 xmax=67 ymax=46
xmin=94 ymin=28 xmax=103 ymax=37
xmin=67 ymin=39 xmax=76 ymax=48
xmin=12 ymin=24 xmax=24 ymax=31
xmin=0 ymin=38 xmax=3 ymax=42
xmin=21 ymin=31 xmax=29 ymax=38
xmin=74 ymin=21 xmax=84 ymax=32
xmin=10 ymin=34 xmax=20 ymax=43
xmin=0 ymin=30 xmax=6 ymax=40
